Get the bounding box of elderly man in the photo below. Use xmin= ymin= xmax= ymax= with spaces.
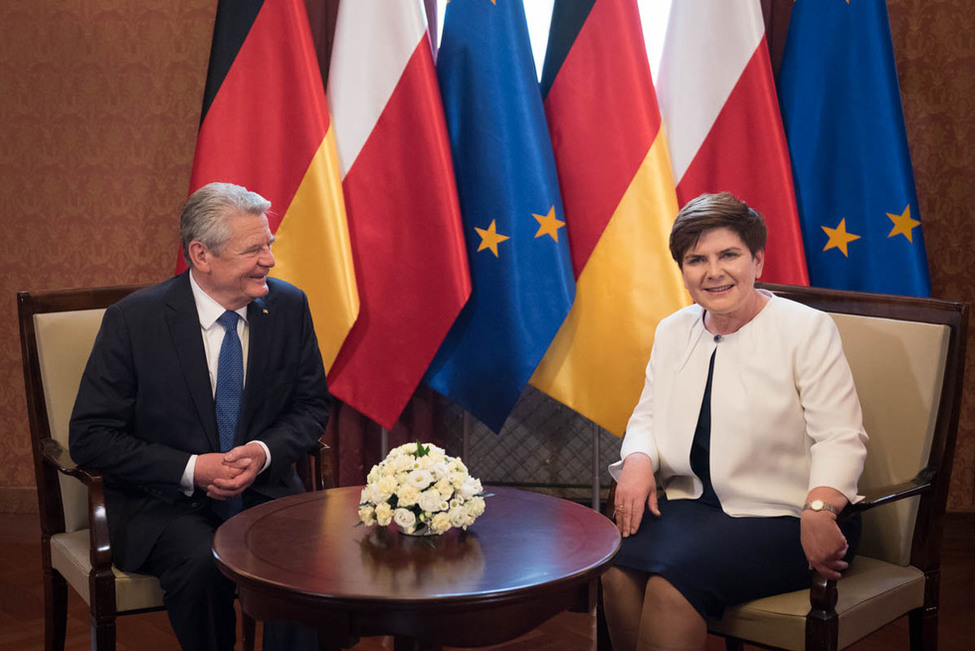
xmin=70 ymin=182 xmax=330 ymax=650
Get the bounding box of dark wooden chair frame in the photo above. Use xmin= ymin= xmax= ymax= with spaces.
xmin=19 ymin=285 xmax=336 ymax=651
xmin=599 ymin=283 xmax=968 ymax=651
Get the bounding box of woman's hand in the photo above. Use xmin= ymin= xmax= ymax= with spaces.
xmin=800 ymin=511 xmax=849 ymax=579
xmin=800 ymin=487 xmax=850 ymax=579
xmin=614 ymin=453 xmax=659 ymax=537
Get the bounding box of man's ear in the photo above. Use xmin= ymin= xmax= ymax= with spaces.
xmin=187 ymin=241 xmax=210 ymax=272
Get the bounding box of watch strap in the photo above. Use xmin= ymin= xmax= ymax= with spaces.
xmin=802 ymin=500 xmax=839 ymax=515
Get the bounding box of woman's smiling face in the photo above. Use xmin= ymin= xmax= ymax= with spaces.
xmin=681 ymin=226 xmax=764 ymax=323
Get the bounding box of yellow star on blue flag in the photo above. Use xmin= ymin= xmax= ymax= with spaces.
xmin=887 ymin=205 xmax=921 ymax=242
xmin=532 ymin=206 xmax=565 ymax=242
xmin=475 ymin=220 xmax=510 ymax=257
xmin=821 ymin=218 xmax=861 ymax=257
xmin=779 ymin=0 xmax=930 ymax=295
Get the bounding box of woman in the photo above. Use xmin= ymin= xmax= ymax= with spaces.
xmin=603 ymin=193 xmax=867 ymax=651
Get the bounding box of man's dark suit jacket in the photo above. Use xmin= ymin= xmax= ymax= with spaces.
xmin=69 ymin=271 xmax=330 ymax=571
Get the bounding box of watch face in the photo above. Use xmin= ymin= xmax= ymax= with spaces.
xmin=811 ymin=499 xmax=825 ymax=510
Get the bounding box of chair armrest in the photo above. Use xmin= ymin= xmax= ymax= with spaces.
xmin=296 ymin=439 xmax=336 ymax=492
xmin=41 ymin=437 xmax=102 ymax=485
xmin=39 ymin=438 xmax=114 ymax=571
xmin=841 ymin=466 xmax=935 ymax=519
xmin=810 ymin=466 xmax=936 ymax=615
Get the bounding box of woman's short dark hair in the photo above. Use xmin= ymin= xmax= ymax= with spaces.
xmin=669 ymin=192 xmax=767 ymax=267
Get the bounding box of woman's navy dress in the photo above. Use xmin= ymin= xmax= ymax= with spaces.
xmin=614 ymin=346 xmax=861 ymax=618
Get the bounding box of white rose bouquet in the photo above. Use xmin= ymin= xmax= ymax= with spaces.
xmin=358 ymin=442 xmax=487 ymax=535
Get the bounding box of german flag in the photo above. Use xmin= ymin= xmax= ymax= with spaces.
xmin=183 ymin=0 xmax=358 ymax=371
xmin=530 ymin=0 xmax=689 ymax=436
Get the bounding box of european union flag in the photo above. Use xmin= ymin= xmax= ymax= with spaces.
xmin=425 ymin=0 xmax=575 ymax=433
xmin=778 ymin=0 xmax=930 ymax=296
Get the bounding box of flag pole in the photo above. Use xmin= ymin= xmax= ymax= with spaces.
xmin=591 ymin=421 xmax=600 ymax=511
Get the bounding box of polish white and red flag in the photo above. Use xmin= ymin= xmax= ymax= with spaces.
xmin=655 ymin=0 xmax=808 ymax=284
xmin=326 ymin=1 xmax=471 ymax=429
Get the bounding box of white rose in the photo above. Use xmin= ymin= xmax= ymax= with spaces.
xmin=393 ymin=508 xmax=417 ymax=530
xmin=449 ymin=506 xmax=468 ymax=528
xmin=459 ymin=476 xmax=482 ymax=499
xmin=428 ymin=461 xmax=448 ymax=480
xmin=407 ymin=469 xmax=433 ymax=491
xmin=418 ymin=488 xmax=445 ymax=513
xmin=363 ymin=484 xmax=381 ymax=505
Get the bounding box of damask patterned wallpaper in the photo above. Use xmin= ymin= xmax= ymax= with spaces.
xmin=0 ymin=0 xmax=972 ymax=512
xmin=0 ymin=1 xmax=216 ymax=511
xmin=888 ymin=0 xmax=975 ymax=510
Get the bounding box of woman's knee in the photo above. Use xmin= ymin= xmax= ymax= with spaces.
xmin=602 ymin=566 xmax=649 ymax=600
xmin=643 ymin=576 xmax=701 ymax=619
xmin=638 ymin=577 xmax=707 ymax=649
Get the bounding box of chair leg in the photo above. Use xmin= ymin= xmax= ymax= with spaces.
xmin=44 ymin=567 xmax=68 ymax=651
xmin=805 ymin=615 xmax=839 ymax=651
xmin=908 ymin=606 xmax=938 ymax=651
xmin=88 ymin=566 xmax=119 ymax=650
xmin=724 ymin=638 xmax=745 ymax=651
xmin=91 ymin=612 xmax=117 ymax=651
xmin=806 ymin=572 xmax=839 ymax=651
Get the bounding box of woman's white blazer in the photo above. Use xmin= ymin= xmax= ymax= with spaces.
xmin=611 ymin=292 xmax=867 ymax=517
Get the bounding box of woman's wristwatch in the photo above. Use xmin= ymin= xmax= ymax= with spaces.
xmin=802 ymin=499 xmax=839 ymax=515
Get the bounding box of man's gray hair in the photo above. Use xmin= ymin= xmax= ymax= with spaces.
xmin=180 ymin=182 xmax=272 ymax=266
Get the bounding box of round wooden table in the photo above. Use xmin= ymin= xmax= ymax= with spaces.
xmin=213 ymin=485 xmax=620 ymax=650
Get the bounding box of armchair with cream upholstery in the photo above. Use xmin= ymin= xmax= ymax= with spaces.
xmin=706 ymin=284 xmax=968 ymax=650
xmin=18 ymin=285 xmax=334 ymax=650
xmin=19 ymin=285 xmax=164 ymax=651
